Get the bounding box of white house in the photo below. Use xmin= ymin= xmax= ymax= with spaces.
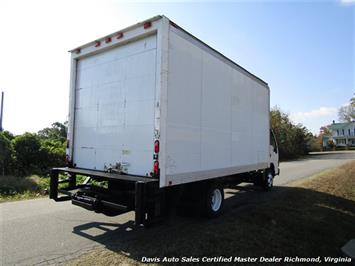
xmin=327 ymin=121 xmax=355 ymax=147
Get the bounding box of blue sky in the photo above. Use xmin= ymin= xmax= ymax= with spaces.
xmin=0 ymin=0 xmax=353 ymax=134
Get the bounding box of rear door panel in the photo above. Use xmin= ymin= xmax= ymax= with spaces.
xmin=73 ymin=35 xmax=157 ymax=175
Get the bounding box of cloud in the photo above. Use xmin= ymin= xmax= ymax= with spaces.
xmin=340 ymin=0 xmax=355 ymax=5
xmin=290 ymin=107 xmax=338 ymax=124
xmin=290 ymin=107 xmax=338 ymax=135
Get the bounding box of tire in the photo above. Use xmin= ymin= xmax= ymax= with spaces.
xmin=261 ymin=169 xmax=274 ymax=191
xmin=203 ymin=184 xmax=224 ymax=218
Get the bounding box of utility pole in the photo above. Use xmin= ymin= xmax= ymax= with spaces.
xmin=0 ymin=91 xmax=3 ymax=132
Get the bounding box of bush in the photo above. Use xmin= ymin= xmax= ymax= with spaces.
xmin=5 ymin=122 xmax=68 ymax=176
xmin=39 ymin=139 xmax=66 ymax=171
xmin=308 ymin=136 xmax=321 ymax=152
xmin=0 ymin=175 xmax=50 ymax=202
xmin=12 ymin=133 xmax=42 ymax=176
xmin=0 ymin=132 xmax=13 ymax=175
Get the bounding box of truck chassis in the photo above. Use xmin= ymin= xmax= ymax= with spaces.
xmin=50 ymin=166 xmax=276 ymax=226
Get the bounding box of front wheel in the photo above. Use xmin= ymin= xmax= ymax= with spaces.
xmin=203 ymin=184 xmax=224 ymax=218
xmin=261 ymin=169 xmax=274 ymax=191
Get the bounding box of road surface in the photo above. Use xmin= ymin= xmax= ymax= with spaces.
xmin=275 ymin=151 xmax=355 ymax=185
xmin=1 ymin=151 xmax=354 ymax=265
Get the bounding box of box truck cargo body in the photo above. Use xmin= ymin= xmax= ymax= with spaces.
xmin=50 ymin=16 xmax=279 ymax=226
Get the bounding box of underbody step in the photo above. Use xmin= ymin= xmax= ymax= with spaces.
xmin=101 ymin=200 xmax=129 ymax=211
xmin=71 ymin=193 xmax=129 ymax=213
xmin=72 ymin=198 xmax=94 ymax=210
xmin=72 ymin=194 xmax=96 ymax=211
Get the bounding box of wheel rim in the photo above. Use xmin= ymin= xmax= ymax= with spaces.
xmin=211 ymin=188 xmax=222 ymax=212
xmin=267 ymin=172 xmax=273 ymax=187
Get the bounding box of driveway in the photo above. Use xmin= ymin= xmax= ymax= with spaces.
xmin=275 ymin=151 xmax=355 ymax=185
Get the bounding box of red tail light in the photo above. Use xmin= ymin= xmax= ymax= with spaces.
xmin=153 ymin=161 xmax=159 ymax=175
xmin=154 ymin=140 xmax=159 ymax=153
xmin=105 ymin=37 xmax=112 ymax=43
xmin=95 ymin=41 xmax=101 ymax=47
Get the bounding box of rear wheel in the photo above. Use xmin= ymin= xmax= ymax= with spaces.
xmin=203 ymin=184 xmax=224 ymax=218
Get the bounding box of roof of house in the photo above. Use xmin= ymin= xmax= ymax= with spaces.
xmin=329 ymin=121 xmax=355 ymax=130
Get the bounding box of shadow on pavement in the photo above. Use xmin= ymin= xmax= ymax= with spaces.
xmin=72 ymin=185 xmax=355 ymax=264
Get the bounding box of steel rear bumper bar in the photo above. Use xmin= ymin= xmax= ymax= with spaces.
xmin=51 ymin=167 xmax=155 ymax=183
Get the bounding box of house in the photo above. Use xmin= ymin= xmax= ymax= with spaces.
xmin=323 ymin=120 xmax=355 ymax=149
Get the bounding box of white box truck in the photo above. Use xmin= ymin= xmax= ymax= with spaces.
xmin=50 ymin=15 xmax=279 ymax=226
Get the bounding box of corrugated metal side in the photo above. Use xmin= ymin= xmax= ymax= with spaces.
xmin=163 ymin=26 xmax=269 ymax=186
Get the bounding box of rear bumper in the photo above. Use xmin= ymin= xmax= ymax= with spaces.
xmin=49 ymin=167 xmax=159 ymax=225
xmin=51 ymin=167 xmax=155 ymax=183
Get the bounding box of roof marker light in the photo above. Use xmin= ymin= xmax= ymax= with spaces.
xmin=116 ymin=32 xmax=124 ymax=39
xmin=94 ymin=41 xmax=101 ymax=47
xmin=105 ymin=37 xmax=112 ymax=43
xmin=75 ymin=48 xmax=81 ymax=54
xmin=143 ymin=21 xmax=152 ymax=29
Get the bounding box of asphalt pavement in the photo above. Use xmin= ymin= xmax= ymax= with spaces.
xmin=1 ymin=151 xmax=354 ymax=265
xmin=275 ymin=151 xmax=355 ymax=185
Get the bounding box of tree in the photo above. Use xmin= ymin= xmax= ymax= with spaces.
xmin=37 ymin=121 xmax=67 ymax=171
xmin=38 ymin=122 xmax=67 ymax=143
xmin=270 ymin=107 xmax=315 ymax=159
xmin=12 ymin=133 xmax=42 ymax=175
xmin=0 ymin=132 xmax=13 ymax=175
xmin=338 ymin=95 xmax=355 ymax=122
xmin=318 ymin=125 xmax=331 ymax=151
xmin=319 ymin=126 xmax=330 ymax=135
xmin=2 ymin=130 xmax=14 ymax=141
xmin=38 ymin=139 xmax=66 ymax=170
xmin=1 ymin=122 xmax=68 ymax=176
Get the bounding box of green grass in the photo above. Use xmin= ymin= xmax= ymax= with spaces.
xmin=0 ymin=175 xmax=50 ymax=202
xmin=0 ymin=174 xmax=107 ymax=203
